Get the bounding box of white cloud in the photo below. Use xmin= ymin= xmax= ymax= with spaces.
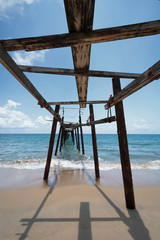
xmin=12 ymin=51 xmax=47 ymax=65
xmin=0 ymin=100 xmax=52 ymax=132
xmin=0 ymin=0 xmax=37 ymax=19
xmin=0 ymin=100 xmax=35 ymax=129
xmin=6 ymin=99 xmax=21 ymax=108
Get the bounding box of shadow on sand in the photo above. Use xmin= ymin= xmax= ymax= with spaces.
xmin=16 ymin=164 xmax=151 ymax=240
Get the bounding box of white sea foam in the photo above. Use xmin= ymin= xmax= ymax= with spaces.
xmin=0 ymin=158 xmax=160 ymax=170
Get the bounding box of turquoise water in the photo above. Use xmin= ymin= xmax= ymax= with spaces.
xmin=0 ymin=134 xmax=160 ymax=170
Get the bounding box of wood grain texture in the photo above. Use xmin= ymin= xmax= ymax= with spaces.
xmin=48 ymin=100 xmax=108 ymax=105
xmin=112 ymin=77 xmax=135 ymax=209
xmin=18 ymin=65 xmax=140 ymax=79
xmin=64 ymin=0 xmax=95 ymax=107
xmin=1 ymin=20 xmax=159 ymax=51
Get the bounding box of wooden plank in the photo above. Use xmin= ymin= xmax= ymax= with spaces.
xmin=48 ymin=100 xmax=108 ymax=105
xmin=112 ymin=77 xmax=135 ymax=209
xmin=105 ymin=60 xmax=160 ymax=109
xmin=44 ymin=105 xmax=60 ymax=180
xmin=19 ymin=65 xmax=140 ymax=79
xmin=1 ymin=20 xmax=160 ymax=51
xmin=0 ymin=44 xmax=60 ymax=120
xmin=64 ymin=0 xmax=95 ymax=107
xmin=89 ymin=104 xmax=100 ymax=179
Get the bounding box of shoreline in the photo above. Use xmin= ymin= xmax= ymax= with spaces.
xmin=0 ymin=167 xmax=160 ymax=190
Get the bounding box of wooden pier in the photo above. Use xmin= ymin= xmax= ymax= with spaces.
xmin=0 ymin=0 xmax=160 ymax=209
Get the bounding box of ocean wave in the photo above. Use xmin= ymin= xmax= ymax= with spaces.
xmin=0 ymin=159 xmax=160 ymax=170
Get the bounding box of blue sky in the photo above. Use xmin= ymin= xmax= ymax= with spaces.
xmin=0 ymin=0 xmax=160 ymax=134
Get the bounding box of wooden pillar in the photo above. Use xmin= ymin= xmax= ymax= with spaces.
xmin=55 ymin=124 xmax=62 ymax=156
xmin=71 ymin=129 xmax=75 ymax=144
xmin=59 ymin=127 xmax=64 ymax=152
xmin=112 ymin=77 xmax=135 ymax=209
xmin=79 ymin=115 xmax=85 ymax=154
xmin=43 ymin=105 xmax=60 ymax=180
xmin=89 ymin=104 xmax=100 ymax=179
xmin=77 ymin=127 xmax=80 ymax=151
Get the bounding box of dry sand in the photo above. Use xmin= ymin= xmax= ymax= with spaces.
xmin=0 ymin=167 xmax=160 ymax=240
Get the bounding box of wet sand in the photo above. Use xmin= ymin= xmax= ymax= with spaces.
xmin=0 ymin=167 xmax=160 ymax=240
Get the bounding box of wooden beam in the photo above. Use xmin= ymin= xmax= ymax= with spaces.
xmin=18 ymin=65 xmax=140 ymax=79
xmin=64 ymin=0 xmax=95 ymax=107
xmin=1 ymin=20 xmax=160 ymax=51
xmin=89 ymin=104 xmax=100 ymax=180
xmin=62 ymin=116 xmax=116 ymax=129
xmin=44 ymin=105 xmax=60 ymax=180
xmin=0 ymin=44 xmax=60 ymax=120
xmin=112 ymin=77 xmax=135 ymax=209
xmin=105 ymin=60 xmax=160 ymax=109
xmin=48 ymin=100 xmax=108 ymax=105
xmin=82 ymin=116 xmax=116 ymax=126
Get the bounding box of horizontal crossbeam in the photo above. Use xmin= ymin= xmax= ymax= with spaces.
xmin=18 ymin=65 xmax=140 ymax=79
xmin=63 ymin=116 xmax=116 ymax=129
xmin=48 ymin=100 xmax=108 ymax=105
xmin=0 ymin=20 xmax=160 ymax=51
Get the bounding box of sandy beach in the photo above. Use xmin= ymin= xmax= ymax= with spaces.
xmin=0 ymin=167 xmax=160 ymax=240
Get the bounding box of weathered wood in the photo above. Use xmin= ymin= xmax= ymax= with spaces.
xmin=79 ymin=115 xmax=85 ymax=154
xmin=55 ymin=122 xmax=63 ymax=156
xmin=44 ymin=105 xmax=60 ymax=180
xmin=89 ymin=104 xmax=100 ymax=179
xmin=62 ymin=116 xmax=116 ymax=129
xmin=48 ymin=100 xmax=108 ymax=105
xmin=83 ymin=116 xmax=116 ymax=126
xmin=64 ymin=0 xmax=95 ymax=107
xmin=112 ymin=77 xmax=135 ymax=209
xmin=0 ymin=44 xmax=60 ymax=120
xmin=1 ymin=20 xmax=160 ymax=51
xmin=106 ymin=60 xmax=160 ymax=109
xmin=19 ymin=65 xmax=140 ymax=79
xmin=77 ymin=127 xmax=80 ymax=151
xmin=59 ymin=127 xmax=64 ymax=152
xmin=71 ymin=129 xmax=75 ymax=144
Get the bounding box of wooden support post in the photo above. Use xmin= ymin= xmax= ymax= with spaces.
xmin=112 ymin=77 xmax=135 ymax=209
xmin=77 ymin=127 xmax=80 ymax=151
xmin=71 ymin=129 xmax=75 ymax=144
xmin=59 ymin=127 xmax=64 ymax=152
xmin=79 ymin=115 xmax=85 ymax=154
xmin=43 ymin=105 xmax=60 ymax=180
xmin=55 ymin=124 xmax=62 ymax=156
xmin=89 ymin=104 xmax=100 ymax=179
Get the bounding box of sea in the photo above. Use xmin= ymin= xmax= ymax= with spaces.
xmin=0 ymin=134 xmax=160 ymax=170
